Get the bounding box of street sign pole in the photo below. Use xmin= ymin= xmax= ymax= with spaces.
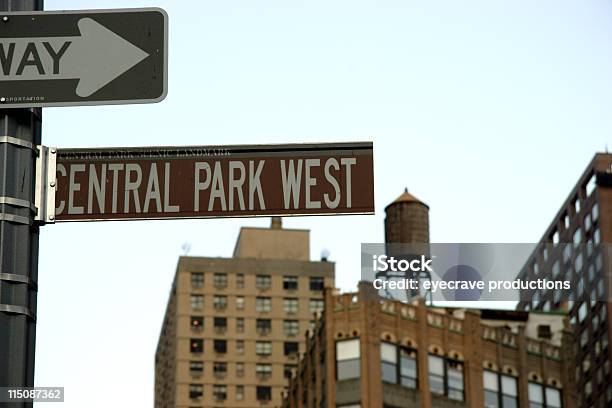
xmin=0 ymin=2 xmax=43 ymax=407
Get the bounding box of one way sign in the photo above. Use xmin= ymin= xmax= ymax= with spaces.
xmin=0 ymin=8 xmax=167 ymax=108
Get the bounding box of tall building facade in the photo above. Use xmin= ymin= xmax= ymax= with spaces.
xmin=155 ymin=218 xmax=335 ymax=407
xmin=516 ymin=153 xmax=612 ymax=407
xmin=283 ymin=283 xmax=576 ymax=408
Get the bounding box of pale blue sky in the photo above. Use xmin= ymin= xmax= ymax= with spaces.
xmin=34 ymin=0 xmax=611 ymax=406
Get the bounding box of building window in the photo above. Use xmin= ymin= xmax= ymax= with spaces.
xmin=213 ymin=295 xmax=227 ymax=310
xmin=532 ymin=290 xmax=540 ymax=306
xmin=236 ymin=273 xmax=245 ymax=289
xmin=190 ymin=294 xmax=204 ymax=310
xmin=189 ymin=361 xmax=203 ymax=374
xmin=190 ymin=316 xmax=203 ymax=330
xmin=597 ymin=279 xmax=605 ymax=298
xmin=257 ymin=386 xmax=271 ymax=402
xmin=235 ymin=296 xmax=245 ymax=310
xmin=284 ymin=341 xmax=299 ymax=356
xmin=545 ymin=387 xmax=561 ymax=408
xmin=553 ymin=288 xmax=562 ymax=306
xmin=578 ymin=302 xmax=588 ymax=323
xmin=256 ymin=274 xmax=272 ymax=290
xmin=213 ymin=385 xmax=227 ymax=401
xmin=563 ymin=245 xmax=573 ymax=264
xmin=214 ymin=339 xmax=227 ymax=354
xmin=575 ymin=253 xmax=583 ymax=272
xmin=236 ymin=317 xmax=244 ymax=333
xmin=213 ymin=362 xmax=227 ymax=377
xmin=595 ymin=252 xmax=603 ymax=271
xmin=447 ymin=360 xmax=464 ymax=401
xmin=310 ymin=277 xmax=325 ymax=291
xmin=588 ymin=263 xmax=596 ymax=283
xmin=381 ymin=342 xmax=398 ymax=383
xmin=189 ymin=384 xmax=203 ymax=399
xmin=586 ymin=239 xmax=594 ymax=257
xmin=236 ymin=385 xmax=244 ymax=401
xmin=528 ymin=383 xmax=543 ymax=408
xmin=585 ymin=380 xmax=592 ymax=397
xmin=336 ymin=338 xmax=360 ymax=380
xmin=283 ymin=276 xmax=299 ymax=290
xmin=594 ymin=228 xmax=601 ymax=244
xmin=552 ymin=260 xmax=560 ymax=278
xmin=213 ymin=273 xmax=227 ymax=288
xmin=190 ymin=339 xmax=203 ymax=353
xmin=592 ymin=203 xmax=599 ymax=220
xmin=236 ymin=362 xmax=244 ymax=376
xmin=284 ymin=320 xmax=299 ymax=336
xmin=256 ymin=363 xmax=272 ymax=379
xmin=309 ymin=299 xmax=324 ymax=314
xmin=284 ymin=298 xmax=299 ymax=314
xmin=580 ymin=330 xmax=588 ymax=348
xmin=484 ymin=371 xmax=499 ymax=407
xmin=573 ymin=228 xmax=582 ymax=247
xmin=256 ymin=297 xmax=272 ymax=312
xmin=584 ymin=213 xmax=592 ymax=231
xmin=573 ymin=196 xmax=580 ymax=214
xmin=400 ymin=348 xmax=418 ymax=388
xmin=528 ymin=383 xmax=561 ymax=408
xmin=537 ymin=325 xmax=552 ymax=340
xmin=256 ymin=318 xmax=272 ymax=335
xmin=214 ymin=317 xmax=227 ymax=333
xmin=429 ymin=355 xmax=445 ymax=395
xmin=585 ymin=173 xmax=596 ymax=196
xmin=284 ymin=364 xmax=296 ymax=379
xmin=191 ymin=272 xmax=204 ymax=287
xmin=428 ymin=355 xmax=464 ymax=401
xmin=484 ymin=370 xmax=518 ymax=408
xmin=236 ymin=340 xmax=244 ymax=355
xmin=582 ymin=358 xmax=591 ymax=374
xmin=533 ymin=260 xmax=539 ymax=276
xmin=256 ymin=341 xmax=272 ymax=356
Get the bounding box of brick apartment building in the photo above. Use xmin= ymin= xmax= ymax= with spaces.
xmin=516 ymin=153 xmax=612 ymax=407
xmin=155 ymin=218 xmax=334 ymax=407
xmin=283 ymin=283 xmax=575 ymax=408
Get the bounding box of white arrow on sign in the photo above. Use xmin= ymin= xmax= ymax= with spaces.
xmin=0 ymin=18 xmax=149 ymax=97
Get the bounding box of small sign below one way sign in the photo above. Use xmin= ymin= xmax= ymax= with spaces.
xmin=0 ymin=8 xmax=167 ymax=107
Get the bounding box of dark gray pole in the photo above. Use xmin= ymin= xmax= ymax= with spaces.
xmin=0 ymin=1 xmax=44 ymax=407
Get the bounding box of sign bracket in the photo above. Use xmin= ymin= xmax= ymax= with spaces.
xmin=0 ymin=135 xmax=36 ymax=151
xmin=35 ymin=146 xmax=57 ymax=224
xmin=0 ymin=196 xmax=37 ymax=212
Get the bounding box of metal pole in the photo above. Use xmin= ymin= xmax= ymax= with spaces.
xmin=0 ymin=2 xmax=44 ymax=408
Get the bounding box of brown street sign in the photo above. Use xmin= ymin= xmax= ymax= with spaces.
xmin=53 ymin=142 xmax=374 ymax=221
